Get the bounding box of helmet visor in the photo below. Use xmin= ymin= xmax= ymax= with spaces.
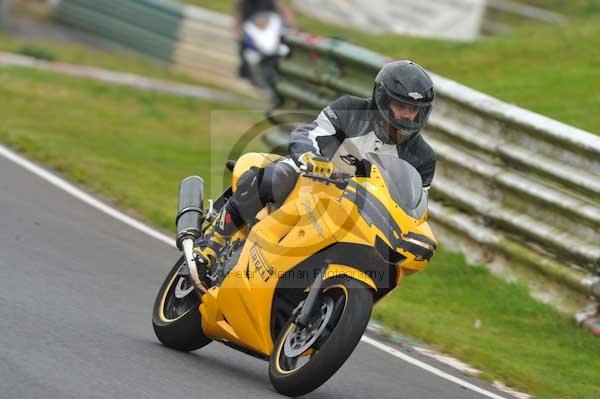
xmin=375 ymin=86 xmax=432 ymax=136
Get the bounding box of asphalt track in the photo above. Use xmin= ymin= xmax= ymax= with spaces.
xmin=0 ymin=149 xmax=513 ymax=399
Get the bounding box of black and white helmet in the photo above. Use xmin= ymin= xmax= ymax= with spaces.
xmin=372 ymin=60 xmax=435 ymax=138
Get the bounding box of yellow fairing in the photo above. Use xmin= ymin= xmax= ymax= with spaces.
xmin=231 ymin=153 xmax=283 ymax=191
xmin=199 ymin=177 xmax=342 ymax=355
xmin=199 ymin=160 xmax=436 ymax=356
xmin=401 ymin=222 xmax=436 ymax=272
xmin=351 ymin=163 xmax=437 ymax=272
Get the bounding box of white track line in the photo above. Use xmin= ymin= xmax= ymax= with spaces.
xmin=0 ymin=144 xmax=175 ymax=248
xmin=361 ymin=336 xmax=508 ymax=399
xmin=0 ymin=143 xmax=509 ymax=399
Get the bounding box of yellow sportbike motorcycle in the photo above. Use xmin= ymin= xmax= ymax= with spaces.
xmin=152 ymin=152 xmax=437 ymax=396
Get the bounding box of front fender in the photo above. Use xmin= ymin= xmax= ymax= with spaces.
xmin=323 ymin=264 xmax=377 ymax=291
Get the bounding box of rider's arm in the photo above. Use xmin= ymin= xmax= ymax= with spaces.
xmin=418 ymin=157 xmax=436 ymax=190
xmin=413 ymin=137 xmax=436 ymax=189
xmin=288 ymin=96 xmax=351 ymax=166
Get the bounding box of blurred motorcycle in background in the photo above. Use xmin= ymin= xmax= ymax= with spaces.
xmin=241 ymin=11 xmax=289 ymax=106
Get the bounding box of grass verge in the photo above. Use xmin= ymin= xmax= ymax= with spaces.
xmin=182 ymin=0 xmax=600 ymax=134
xmin=0 ymin=31 xmax=224 ymax=89
xmin=373 ymin=247 xmax=600 ymax=399
xmin=1 ymin=66 xmax=599 ymax=398
xmin=0 ymin=67 xmax=266 ymax=231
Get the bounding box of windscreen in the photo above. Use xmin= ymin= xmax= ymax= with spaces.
xmin=366 ymin=153 xmax=428 ymax=220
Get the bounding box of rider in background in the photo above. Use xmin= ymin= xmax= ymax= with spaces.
xmin=233 ymin=0 xmax=294 ymax=79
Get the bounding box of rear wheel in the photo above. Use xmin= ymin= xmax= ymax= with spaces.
xmin=269 ymin=277 xmax=373 ymax=396
xmin=152 ymin=256 xmax=211 ymax=351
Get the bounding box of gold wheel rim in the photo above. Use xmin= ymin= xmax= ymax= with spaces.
xmin=158 ymin=271 xmax=194 ymax=323
xmin=274 ymin=283 xmax=349 ymax=375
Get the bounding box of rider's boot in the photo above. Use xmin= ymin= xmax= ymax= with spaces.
xmin=193 ymin=203 xmax=244 ymax=272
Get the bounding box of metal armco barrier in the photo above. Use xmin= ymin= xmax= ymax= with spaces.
xmin=53 ymin=0 xmax=255 ymax=96
xmin=267 ymin=32 xmax=600 ymax=315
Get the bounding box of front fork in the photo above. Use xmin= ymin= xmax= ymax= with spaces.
xmin=181 ymin=238 xmax=208 ymax=295
xmin=295 ymin=268 xmax=325 ymax=328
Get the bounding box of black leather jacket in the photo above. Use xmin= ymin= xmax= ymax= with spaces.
xmin=288 ymin=95 xmax=437 ymax=188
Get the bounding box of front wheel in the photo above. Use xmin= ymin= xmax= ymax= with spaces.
xmin=269 ymin=277 xmax=373 ymax=396
xmin=152 ymin=256 xmax=211 ymax=351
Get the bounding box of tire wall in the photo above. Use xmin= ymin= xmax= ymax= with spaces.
xmin=53 ymin=0 xmax=254 ymax=95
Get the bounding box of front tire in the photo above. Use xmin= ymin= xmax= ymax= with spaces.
xmin=152 ymin=256 xmax=211 ymax=351
xmin=269 ymin=277 xmax=373 ymax=396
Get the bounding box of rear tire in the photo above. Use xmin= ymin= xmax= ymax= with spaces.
xmin=152 ymin=256 xmax=212 ymax=351
xmin=269 ymin=277 xmax=373 ymax=396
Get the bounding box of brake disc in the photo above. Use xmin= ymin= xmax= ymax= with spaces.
xmin=174 ymin=277 xmax=195 ymax=299
xmin=284 ymin=296 xmax=334 ymax=358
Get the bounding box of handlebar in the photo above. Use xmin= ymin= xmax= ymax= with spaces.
xmin=331 ymin=172 xmax=352 ymax=181
xmin=301 ymin=171 xmax=352 ymax=189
